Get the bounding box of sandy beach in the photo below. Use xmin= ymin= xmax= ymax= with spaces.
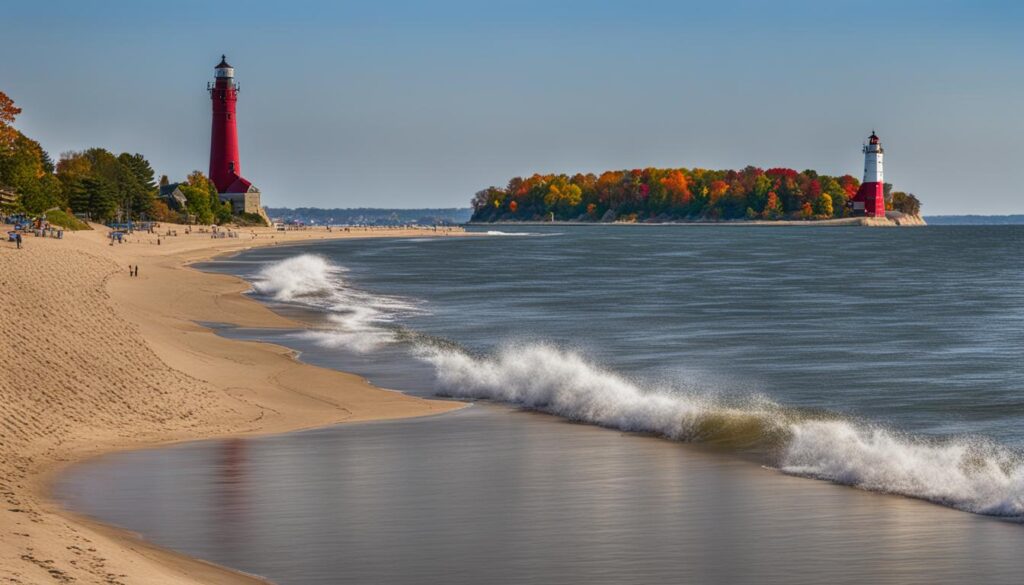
xmin=0 ymin=224 xmax=468 ymax=584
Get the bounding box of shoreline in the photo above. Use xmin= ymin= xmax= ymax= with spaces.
xmin=1 ymin=223 xmax=473 ymax=584
xmin=469 ymin=213 xmax=926 ymax=227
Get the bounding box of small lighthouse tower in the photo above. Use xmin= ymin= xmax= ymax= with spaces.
xmin=207 ymin=55 xmax=263 ymax=218
xmin=851 ymin=131 xmax=885 ymax=217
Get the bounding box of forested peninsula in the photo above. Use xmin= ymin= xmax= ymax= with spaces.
xmin=471 ymin=167 xmax=922 ymax=223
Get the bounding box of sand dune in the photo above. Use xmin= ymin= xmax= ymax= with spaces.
xmin=0 ymin=224 xmax=466 ymax=584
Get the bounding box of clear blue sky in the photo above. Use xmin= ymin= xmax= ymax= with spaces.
xmin=3 ymin=0 xmax=1022 ymax=213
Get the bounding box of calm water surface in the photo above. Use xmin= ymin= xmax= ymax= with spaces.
xmin=57 ymin=225 xmax=1024 ymax=584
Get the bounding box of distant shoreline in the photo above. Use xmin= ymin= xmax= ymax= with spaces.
xmin=924 ymin=215 xmax=1024 ymax=226
xmin=470 ymin=214 xmax=926 ymax=228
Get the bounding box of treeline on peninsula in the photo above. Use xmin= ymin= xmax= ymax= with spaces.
xmin=0 ymin=90 xmax=244 ymax=226
xmin=471 ymin=166 xmax=922 ymax=223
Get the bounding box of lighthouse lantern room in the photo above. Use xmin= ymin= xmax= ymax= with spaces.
xmin=851 ymin=131 xmax=886 ymax=218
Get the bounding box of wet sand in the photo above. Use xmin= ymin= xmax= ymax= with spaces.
xmin=0 ymin=223 xmax=467 ymax=584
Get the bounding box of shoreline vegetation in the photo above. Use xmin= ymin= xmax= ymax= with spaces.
xmin=470 ymin=167 xmax=923 ymax=224
xmin=470 ymin=213 xmax=926 ymax=227
xmin=0 ymin=222 xmax=470 ymax=584
xmin=0 ymin=91 xmax=263 ymax=228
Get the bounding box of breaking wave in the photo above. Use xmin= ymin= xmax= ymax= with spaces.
xmin=254 ymin=253 xmax=1024 ymax=518
xmin=252 ymin=254 xmax=423 ymax=353
xmin=419 ymin=343 xmax=1024 ymax=517
xmin=482 ymin=230 xmax=561 ymax=237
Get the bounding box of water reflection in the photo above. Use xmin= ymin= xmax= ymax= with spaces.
xmin=56 ymin=405 xmax=1024 ymax=585
xmin=213 ymin=439 xmax=248 ymax=550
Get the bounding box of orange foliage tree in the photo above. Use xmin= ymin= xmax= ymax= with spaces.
xmin=0 ymin=91 xmax=22 ymax=151
xmin=660 ymin=170 xmax=691 ymax=207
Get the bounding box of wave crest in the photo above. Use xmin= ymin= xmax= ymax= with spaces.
xmin=253 ymin=254 xmax=423 ymax=353
xmin=420 ymin=343 xmax=806 ymax=449
xmin=420 ymin=342 xmax=1024 ymax=516
xmin=253 ymin=254 xmax=340 ymax=301
xmin=782 ymin=421 xmax=1024 ymax=516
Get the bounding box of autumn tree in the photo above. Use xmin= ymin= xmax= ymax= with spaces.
xmin=891 ymin=192 xmax=921 ymax=215
xmin=0 ymin=92 xmax=66 ymax=213
xmin=0 ymin=133 xmax=64 ymax=212
xmin=703 ymin=179 xmax=730 ymax=218
xmin=596 ymin=171 xmax=625 ymax=209
xmin=814 ymin=193 xmax=833 ymax=218
xmin=762 ymin=192 xmax=783 ymax=219
xmin=749 ymin=173 xmax=771 ymax=214
xmin=0 ymin=91 xmax=21 ymax=152
xmin=819 ymin=176 xmax=846 ymax=217
xmin=183 ymin=170 xmax=232 ymax=224
xmin=181 ymin=184 xmax=214 ymax=224
xmin=660 ymin=170 xmax=692 ymax=208
xmin=149 ymin=198 xmax=181 ymax=222
xmin=470 ymin=188 xmax=501 ymax=220
xmin=544 ymin=177 xmax=582 ymax=218
xmin=187 ymin=170 xmax=214 ymax=193
xmin=839 ymin=175 xmax=860 ymax=198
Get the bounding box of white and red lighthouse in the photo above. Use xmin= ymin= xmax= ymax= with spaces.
xmin=851 ymin=131 xmax=885 ymax=217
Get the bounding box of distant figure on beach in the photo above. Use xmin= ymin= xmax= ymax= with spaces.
xmin=15 ymin=233 xmax=22 ymax=249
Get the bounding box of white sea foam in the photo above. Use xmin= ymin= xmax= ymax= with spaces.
xmin=253 ymin=254 xmax=341 ymax=302
xmin=418 ymin=342 xmax=1024 ymax=517
xmin=782 ymin=420 xmax=1024 ymax=516
xmin=483 ymin=230 xmax=560 ymax=237
xmin=253 ymin=254 xmax=423 ymax=353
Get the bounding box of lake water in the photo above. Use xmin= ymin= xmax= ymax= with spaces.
xmin=56 ymin=225 xmax=1024 ymax=584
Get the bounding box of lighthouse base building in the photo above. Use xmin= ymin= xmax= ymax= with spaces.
xmin=219 ymin=177 xmax=263 ymax=215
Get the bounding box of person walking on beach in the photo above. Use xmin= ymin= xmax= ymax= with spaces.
xmin=15 ymin=233 xmax=22 ymax=249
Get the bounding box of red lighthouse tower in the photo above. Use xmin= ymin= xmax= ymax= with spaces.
xmin=208 ymin=55 xmax=252 ymax=195
xmin=851 ymin=131 xmax=886 ymax=217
